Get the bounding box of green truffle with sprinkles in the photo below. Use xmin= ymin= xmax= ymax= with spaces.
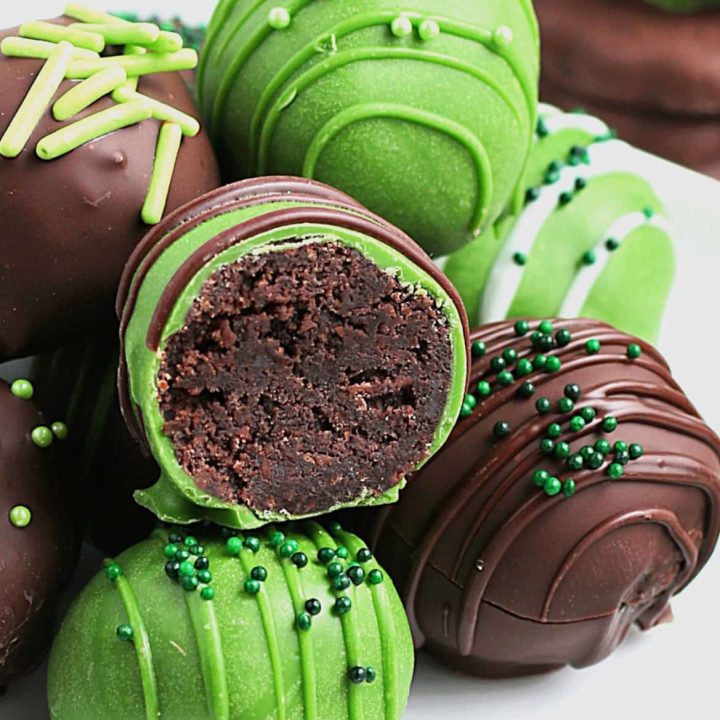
xmin=48 ymin=521 xmax=413 ymax=720
xmin=198 ymin=0 xmax=540 ymax=256
xmin=443 ymin=104 xmax=675 ymax=342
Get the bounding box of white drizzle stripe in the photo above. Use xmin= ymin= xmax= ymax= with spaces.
xmin=478 ymin=138 xmax=626 ymax=324
xmin=541 ymin=110 xmax=610 ymax=138
xmin=559 ymin=212 xmax=672 ymax=318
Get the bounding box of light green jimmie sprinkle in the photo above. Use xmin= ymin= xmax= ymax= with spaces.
xmin=0 ymin=36 xmax=99 ymax=61
xmin=142 ymin=122 xmax=183 ymax=225
xmin=36 ymin=100 xmax=152 ymax=160
xmin=53 ymin=65 xmax=128 ymax=121
xmin=20 ymin=20 xmax=105 ymax=53
xmin=118 ymin=45 xmax=145 ymax=93
xmin=143 ymin=31 xmax=183 ymax=54
xmin=66 ymin=49 xmax=198 ymax=80
xmin=0 ymin=41 xmax=74 ymax=158
xmin=68 ymin=22 xmax=161 ymax=47
xmin=112 ymin=86 xmax=200 ymax=137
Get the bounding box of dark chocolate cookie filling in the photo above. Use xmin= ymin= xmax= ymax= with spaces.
xmin=158 ymin=240 xmax=453 ymax=516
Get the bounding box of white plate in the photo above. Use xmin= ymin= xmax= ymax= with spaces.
xmin=3 ymin=3 xmax=720 ymax=718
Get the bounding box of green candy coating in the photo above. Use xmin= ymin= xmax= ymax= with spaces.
xmin=49 ymin=524 xmax=413 ymax=720
xmin=198 ymin=0 xmax=540 ymax=255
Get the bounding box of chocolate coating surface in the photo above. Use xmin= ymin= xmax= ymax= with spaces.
xmin=351 ymin=319 xmax=720 ymax=676
xmin=0 ymin=21 xmax=219 ymax=360
xmin=0 ymin=381 xmax=78 ymax=688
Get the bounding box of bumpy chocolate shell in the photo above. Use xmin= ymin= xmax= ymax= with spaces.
xmin=354 ymin=318 xmax=720 ymax=677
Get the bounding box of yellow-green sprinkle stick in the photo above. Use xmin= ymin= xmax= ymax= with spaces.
xmin=36 ymin=100 xmax=152 ymax=160
xmin=66 ymin=49 xmax=198 ymax=80
xmin=68 ymin=23 xmax=160 ymax=47
xmin=1 ymin=37 xmax=99 ymax=61
xmin=20 ymin=20 xmax=105 ymax=53
xmin=53 ymin=65 xmax=128 ymax=121
xmin=143 ymin=31 xmax=183 ymax=54
xmin=142 ymin=122 xmax=182 ymax=225
xmin=112 ymin=87 xmax=200 ymax=137
xmin=117 ymin=45 xmax=145 ymax=93
xmin=0 ymin=41 xmax=74 ymax=158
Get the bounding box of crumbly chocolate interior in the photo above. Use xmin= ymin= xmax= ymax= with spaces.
xmin=158 ymin=240 xmax=453 ymax=516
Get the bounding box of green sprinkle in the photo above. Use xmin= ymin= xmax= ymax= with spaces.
xmin=181 ymin=576 xmax=199 ymax=592
xmin=471 ymin=340 xmax=487 ymax=358
xmin=580 ymin=445 xmax=595 ymax=460
xmin=184 ymin=536 xmax=198 ymax=548
xmin=105 ymin=563 xmax=122 ymax=581
xmin=564 ymin=384 xmax=581 ymax=401
xmin=518 ymin=381 xmax=535 ymax=398
xmin=65 ymin=49 xmax=198 ymax=80
xmin=606 ymin=238 xmax=620 ymax=252
xmin=349 ymin=666 xmax=367 ymax=684
xmin=615 ymin=450 xmax=630 ymax=465
xmin=477 ymin=381 xmax=491 ymax=397
xmin=334 ymin=597 xmax=352 ymax=614
xmin=582 ymin=250 xmax=597 ymax=266
xmin=10 ymin=379 xmax=34 ymax=400
xmin=588 ymin=452 xmax=605 ymax=470
xmin=493 ymin=421 xmax=511 ymax=439
xmin=562 ymin=479 xmax=577 ymax=498
xmin=555 ymin=329 xmax=572 ymax=347
xmin=163 ymin=543 xmax=179 ymax=559
xmin=513 ymin=252 xmax=527 ymax=266
xmin=31 ymin=426 xmax=53 ymax=448
xmin=356 ymin=548 xmax=372 ymax=563
xmin=51 ymin=421 xmax=69 ymax=440
xmin=0 ymin=36 xmax=98 ymax=60
xmin=278 ymin=541 xmax=298 ymax=559
xmin=291 ymin=552 xmax=308 ymax=568
xmin=607 ymin=463 xmax=625 ymax=480
xmin=366 ymin=667 xmax=378 ymax=684
xmin=629 ymin=443 xmax=644 ymax=460
xmin=335 ymin=546 xmax=349 ymax=560
xmin=545 ymin=356 xmax=562 ymax=372
xmin=614 ymin=441 xmax=628 ymax=453
xmin=390 ymin=16 xmax=413 ymax=37
xmin=580 ymin=407 xmax=596 ymax=423
xmin=544 ymin=476 xmax=562 ymax=497
xmin=0 ymin=41 xmax=74 ymax=158
xmin=244 ymin=579 xmax=261 ymax=595
xmin=327 ymin=562 xmax=344 ymax=578
xmin=244 ymin=536 xmax=261 ymax=553
xmin=558 ymin=397 xmax=574 ymax=414
xmin=9 ymin=505 xmax=32 ymax=528
xmin=566 ymin=454 xmax=584 ymax=471
xmin=251 ymin=566 xmax=268 ymax=582
xmin=20 ymin=20 xmax=105 ymax=52
xmin=179 ymin=561 xmax=195 ymax=578
xmin=558 ymin=191 xmax=573 ymax=206
xmin=536 ymin=397 xmax=551 ymax=414
xmin=540 ymin=438 xmax=555 ymax=454
xmin=547 ymin=423 xmax=562 ymax=439
xmin=175 ymin=549 xmax=190 ymax=562
xmin=333 ymin=575 xmax=351 ymax=591
xmin=503 ymin=348 xmax=518 ymax=364
xmin=269 ymin=531 xmax=285 ymax=547
xmin=37 ymin=100 xmax=153 ymax=160
xmin=68 ymin=22 xmax=160 ymax=46
xmin=525 ymin=187 xmax=541 ymax=204
xmin=347 ymin=565 xmax=366 ymax=586
xmin=586 ymin=339 xmax=601 ymax=355
xmin=464 ymin=393 xmax=477 ymax=410
xmin=141 ymin=122 xmax=183 ymax=225
xmin=514 ymin=320 xmax=530 ymax=336
xmin=569 ymin=416 xmax=586 ymax=432
xmin=627 ymin=343 xmax=642 ymax=359
xmin=554 ymin=442 xmax=571 ymax=460
xmin=533 ymin=354 xmax=548 ymax=370
xmin=201 ymin=587 xmax=215 ymax=601
xmin=297 ymin=612 xmax=312 ymax=631
xmin=116 ymin=624 xmax=133 ymax=642
xmin=318 ymin=547 xmax=336 ymax=564
xmin=595 ymin=439 xmax=611 ymax=455
xmin=305 ymin=599 xmax=322 ymax=615
xmin=490 ymin=357 xmax=506 ymax=373
xmin=53 ymin=66 xmax=127 ymax=122
xmin=533 ymin=469 xmax=550 ymax=487
xmin=226 ymin=537 xmax=243 ymax=556
xmin=538 ymin=320 xmax=554 ymax=334
xmin=367 ymin=569 xmax=384 ymax=585
xmin=460 ymin=401 xmax=474 ymax=418
xmin=602 ymin=417 xmax=618 ymax=433
xmin=497 ymin=371 xmax=514 ymax=387
xmin=268 ymin=7 xmax=292 ymax=29
xmin=328 ymin=521 xmax=342 ymax=535
xmin=113 ymin=86 xmax=200 ymax=136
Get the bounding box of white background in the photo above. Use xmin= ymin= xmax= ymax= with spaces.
xmin=3 ymin=2 xmax=720 ymax=719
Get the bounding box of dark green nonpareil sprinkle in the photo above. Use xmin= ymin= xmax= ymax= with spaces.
xmin=367 ymin=569 xmax=384 ymax=585
xmin=251 ymin=566 xmax=268 ymax=582
xmin=539 ymin=320 xmax=554 ymax=335
xmin=244 ymin=579 xmax=261 ymax=595
xmin=513 ymin=252 xmax=527 ymax=266
xmin=349 ymin=667 xmax=367 ymax=684
xmin=335 ymin=597 xmax=352 ymax=614
xmin=336 ymin=546 xmax=349 ymax=560
xmin=586 ymin=339 xmax=601 ymax=355
xmin=531 ymin=331 xmax=542 ymax=345
xmin=366 ymin=667 xmax=377 ymax=684
xmin=574 ymin=177 xmax=587 ymax=192
xmin=356 ymin=548 xmax=373 ymax=563
xmin=164 ymin=543 xmax=179 ymax=559
xmin=169 ymin=532 xmax=184 ymax=543
xmin=292 ymin=552 xmax=308 ymax=568
xmin=555 ymin=329 xmax=572 ymax=347
xmin=464 ymin=393 xmax=477 ymax=410
xmin=558 ymin=397 xmax=575 ymax=414
xmin=533 ymin=354 xmax=548 ymax=370
xmin=547 ymin=423 xmax=562 ymax=439
xmin=515 ymin=358 xmax=533 ymax=377
xmin=518 ymin=381 xmax=535 ymax=398
xmin=503 ymin=348 xmax=518 ymax=364
xmin=580 ymin=445 xmax=595 ymax=460
xmin=564 ymin=384 xmax=581 ymax=401
xmin=305 ymin=599 xmax=321 ymax=615
xmin=536 ymin=397 xmax=551 ymax=414
xmin=595 ymin=439 xmax=611 ymax=455
xmin=569 ymin=416 xmax=586 ymax=433
xmin=184 ymin=536 xmax=198 ymax=548
xmin=490 ymin=357 xmax=506 ymax=373
xmin=497 ymin=371 xmax=514 ymax=387
xmin=278 ymin=541 xmax=298 ymax=559
xmin=328 ymin=521 xmax=342 ymax=535
xmin=608 ymin=463 xmax=625 ymax=480
xmin=297 ymin=612 xmax=312 ymax=631
xmin=179 ymin=561 xmax=195 ymax=578
xmin=614 ymin=441 xmax=628 ymax=453
xmin=544 ymin=476 xmax=562 ymax=496
xmin=116 ymin=624 xmax=133 ymax=642
xmin=226 ymin=537 xmax=243 ymax=556
xmin=545 ymin=168 xmax=561 ymax=185
xmin=554 ymin=442 xmax=571 ymax=460
xmin=347 ymin=565 xmax=366 ymax=586
xmin=582 ymin=250 xmax=597 ymax=266
xmin=477 ymin=381 xmax=491 ymax=397
xmin=602 ymin=416 xmax=619 ymax=433
xmin=327 ymin=562 xmax=344 ymax=578
xmin=525 ymin=187 xmax=540 ymax=204
xmin=537 ymin=334 xmax=555 ymax=352
xmin=175 ymin=549 xmax=190 ymax=562
xmin=105 ymin=563 xmax=122 ymax=582
xmin=558 ymin=191 xmax=573 ymax=206
xmin=515 ymin=320 xmax=530 ymax=336
xmin=546 ymin=356 xmax=562 ymax=372
xmin=566 ymin=454 xmax=584 ymax=471
xmin=318 ymin=548 xmax=336 ymax=564
xmin=562 ymin=479 xmax=577 ymax=498
xmin=533 ymin=469 xmax=550 ymax=487
xmin=629 ymin=443 xmax=644 ymax=460
xmin=460 ymin=401 xmax=474 ymax=418
xmin=627 ymin=343 xmax=642 ymax=359
xmin=493 ymin=421 xmax=512 ymax=439
xmin=201 ymin=587 xmax=215 ymax=601
xmin=615 ymin=450 xmax=630 ymax=465
xmin=269 ymin=531 xmax=285 ymax=548
xmin=333 ymin=575 xmax=351 ymax=591
xmin=588 ymin=452 xmax=605 ymax=470
xmin=244 ymin=536 xmax=261 ymax=553
xmin=197 ymin=570 xmax=212 ymax=584
xmin=471 ymin=340 xmax=487 ymax=358
xmin=165 ymin=561 xmax=180 ymax=580
xmin=536 ymin=118 xmax=549 ymax=137
xmin=540 ymin=438 xmax=555 ymax=454
xmin=606 ymin=238 xmax=620 ymax=252
xmin=182 ymin=576 xmax=199 ymax=592
xmin=580 ymin=407 xmax=596 ymax=423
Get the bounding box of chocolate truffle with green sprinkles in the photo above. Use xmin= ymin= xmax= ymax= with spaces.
xmin=351 ymin=318 xmax=720 ymax=678
xmin=118 ymin=176 xmax=469 ymax=529
xmin=48 ymin=522 xmax=414 ymax=720
xmin=0 ymin=379 xmax=78 ymax=689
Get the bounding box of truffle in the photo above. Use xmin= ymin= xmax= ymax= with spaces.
xmin=0 ymin=12 xmax=219 ymax=360
xmin=444 ymin=105 xmax=674 ymax=343
xmin=48 ymin=522 xmax=414 ymax=720
xmin=198 ymin=0 xmax=540 ymax=256
xmin=352 ymin=319 xmax=720 ymax=677
xmin=537 ymin=0 xmax=720 ymax=178
xmin=118 ymin=176 xmax=469 ymax=529
xmin=0 ymin=378 xmax=79 ymax=689
xmin=645 ymin=0 xmax=720 ymax=10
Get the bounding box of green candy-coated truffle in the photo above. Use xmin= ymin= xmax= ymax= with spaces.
xmin=48 ymin=523 xmax=413 ymax=720
xmin=198 ymin=0 xmax=540 ymax=255
xmin=444 ymin=104 xmax=675 ymax=342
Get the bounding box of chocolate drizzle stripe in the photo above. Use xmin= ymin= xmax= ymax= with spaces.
xmin=276 ymin=533 xmax=319 ymax=720
xmin=457 ymin=454 xmax=720 ymax=655
xmin=145 ymin=205 xmax=463 ymax=351
xmin=539 ymin=508 xmax=698 ymax=621
xmin=304 ymin=523 xmax=362 ymax=720
xmin=183 ymin=590 xmax=230 ymax=720
xmin=235 ymin=537 xmax=287 ymax=720
xmin=108 ymin=568 xmax=160 ymax=720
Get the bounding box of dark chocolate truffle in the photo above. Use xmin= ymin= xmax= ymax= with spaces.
xmin=0 ymin=13 xmax=219 ymax=360
xmin=537 ymin=0 xmax=720 ymax=177
xmin=0 ymin=378 xmax=79 ymax=688
xmin=118 ymin=176 xmax=469 ymax=530
xmin=352 ymin=319 xmax=720 ymax=677
xmin=48 ymin=522 xmax=414 ymax=720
